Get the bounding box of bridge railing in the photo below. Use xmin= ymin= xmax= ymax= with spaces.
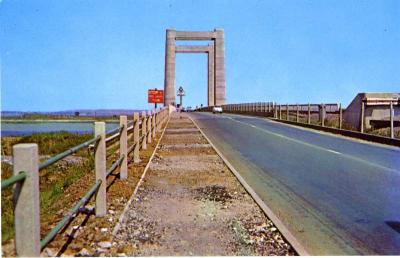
xmin=1 ymin=107 xmax=170 ymax=257
xmin=197 ymin=101 xmax=398 ymax=143
xmin=198 ymin=102 xmax=341 ymax=127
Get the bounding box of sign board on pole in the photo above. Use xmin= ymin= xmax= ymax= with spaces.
xmin=148 ymin=89 xmax=164 ymax=104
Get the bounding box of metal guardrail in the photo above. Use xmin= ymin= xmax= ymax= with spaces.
xmin=106 ymin=155 xmax=125 ymax=178
xmin=198 ymin=102 xmax=398 ymax=145
xmin=40 ymin=180 xmax=102 ymax=249
xmin=1 ymin=106 xmax=171 ymax=257
xmin=40 ymin=179 xmax=102 ymax=249
xmin=1 ymin=171 xmax=27 ymax=190
xmin=39 ymin=136 xmax=101 ymax=170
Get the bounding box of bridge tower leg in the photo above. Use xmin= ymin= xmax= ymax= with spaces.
xmin=208 ymin=43 xmax=215 ymax=106
xmin=214 ymin=29 xmax=226 ymax=106
xmin=164 ymin=29 xmax=176 ymax=106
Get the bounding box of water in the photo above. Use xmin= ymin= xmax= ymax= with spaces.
xmin=1 ymin=122 xmax=119 ymax=136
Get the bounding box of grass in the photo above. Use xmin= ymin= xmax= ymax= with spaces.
xmin=1 ymin=131 xmax=93 ymax=156
xmin=1 ymin=132 xmax=94 ymax=243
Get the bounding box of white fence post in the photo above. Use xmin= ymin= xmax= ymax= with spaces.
xmin=147 ymin=110 xmax=152 ymax=144
xmin=142 ymin=111 xmax=147 ymax=149
xmin=94 ymin=122 xmax=107 ymax=217
xmin=13 ymin=144 xmax=40 ymax=257
xmin=133 ymin=112 xmax=140 ymax=163
xmin=119 ymin=116 xmax=128 ymax=180
xmin=152 ymin=110 xmax=156 ymax=138
xmin=339 ymin=103 xmax=343 ymax=129
xmin=390 ymin=101 xmax=394 ymax=139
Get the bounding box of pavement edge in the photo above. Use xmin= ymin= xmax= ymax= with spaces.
xmin=188 ymin=115 xmax=310 ymax=256
xmin=112 ymin=116 xmax=171 ymax=236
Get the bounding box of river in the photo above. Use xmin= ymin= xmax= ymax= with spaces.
xmin=1 ymin=121 xmax=119 ymax=136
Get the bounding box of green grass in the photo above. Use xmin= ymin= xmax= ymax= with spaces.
xmin=1 ymin=132 xmax=95 ymax=243
xmin=2 ymin=131 xmax=93 ymax=156
xmin=1 ymin=163 xmax=14 ymax=242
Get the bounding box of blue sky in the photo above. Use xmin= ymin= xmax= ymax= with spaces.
xmin=1 ymin=0 xmax=399 ymax=111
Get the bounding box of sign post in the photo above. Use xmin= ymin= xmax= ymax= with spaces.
xmin=148 ymin=89 xmax=164 ymax=108
xmin=177 ymin=86 xmax=185 ymax=108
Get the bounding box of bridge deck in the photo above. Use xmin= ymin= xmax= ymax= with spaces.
xmin=112 ymin=113 xmax=295 ymax=256
xmin=190 ymin=112 xmax=400 ymax=255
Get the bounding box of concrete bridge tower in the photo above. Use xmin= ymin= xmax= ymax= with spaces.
xmin=163 ymin=28 xmax=226 ymax=107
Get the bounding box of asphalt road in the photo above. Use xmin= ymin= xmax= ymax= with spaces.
xmin=190 ymin=112 xmax=400 ymax=255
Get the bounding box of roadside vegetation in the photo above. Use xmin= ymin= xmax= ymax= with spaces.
xmin=1 ymin=132 xmax=94 ymax=243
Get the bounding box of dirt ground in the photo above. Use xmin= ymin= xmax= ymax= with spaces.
xmin=111 ymin=113 xmax=296 ymax=256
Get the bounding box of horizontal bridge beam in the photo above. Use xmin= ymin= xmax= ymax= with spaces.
xmin=175 ymin=45 xmax=212 ymax=53
xmin=175 ymin=31 xmax=216 ymax=40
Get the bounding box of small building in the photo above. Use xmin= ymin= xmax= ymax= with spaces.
xmin=343 ymin=93 xmax=400 ymax=130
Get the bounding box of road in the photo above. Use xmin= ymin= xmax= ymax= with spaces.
xmin=190 ymin=112 xmax=400 ymax=255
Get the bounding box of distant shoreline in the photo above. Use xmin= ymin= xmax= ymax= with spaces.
xmin=1 ymin=119 xmax=119 ymax=123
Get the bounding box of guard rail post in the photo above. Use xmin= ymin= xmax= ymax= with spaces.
xmin=320 ymin=104 xmax=326 ymax=127
xmin=279 ymin=105 xmax=282 ymax=120
xmin=152 ymin=110 xmax=156 ymax=138
xmin=147 ymin=110 xmax=152 ymax=144
xmin=119 ymin=116 xmax=128 ymax=180
xmin=360 ymin=101 xmax=365 ymax=133
xmin=339 ymin=103 xmax=343 ymax=129
xmin=286 ymin=104 xmax=289 ymax=121
xmin=390 ymin=101 xmax=394 ymax=139
xmin=142 ymin=111 xmax=147 ymax=149
xmin=94 ymin=122 xmax=107 ymax=217
xmin=13 ymin=144 xmax=40 ymax=257
xmin=133 ymin=112 xmax=140 ymax=163
xmin=308 ymin=103 xmax=311 ymax=124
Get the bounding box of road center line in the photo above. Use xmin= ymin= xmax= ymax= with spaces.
xmin=225 ymin=116 xmax=398 ymax=173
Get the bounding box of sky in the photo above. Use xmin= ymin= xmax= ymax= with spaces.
xmin=1 ymin=0 xmax=399 ymax=111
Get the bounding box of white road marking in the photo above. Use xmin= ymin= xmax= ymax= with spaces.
xmin=327 ymin=149 xmax=341 ymax=155
xmin=225 ymin=116 xmax=398 ymax=173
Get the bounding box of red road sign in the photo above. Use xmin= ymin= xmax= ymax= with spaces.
xmin=148 ymin=89 xmax=164 ymax=104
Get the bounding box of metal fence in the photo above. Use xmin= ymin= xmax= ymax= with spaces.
xmin=198 ymin=101 xmax=397 ymax=140
xmin=1 ymin=107 xmax=170 ymax=257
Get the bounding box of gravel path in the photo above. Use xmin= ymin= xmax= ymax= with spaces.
xmin=112 ymin=113 xmax=296 ymax=256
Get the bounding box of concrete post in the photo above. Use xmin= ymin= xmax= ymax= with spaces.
xmin=147 ymin=110 xmax=152 ymax=143
xmin=152 ymin=110 xmax=156 ymax=138
xmin=279 ymin=105 xmax=282 ymax=120
xmin=13 ymin=144 xmax=40 ymax=257
xmin=308 ymin=103 xmax=311 ymax=124
xmin=133 ymin=112 xmax=140 ymax=163
xmin=296 ymin=104 xmax=300 ymax=123
xmin=164 ymin=29 xmax=176 ymax=106
xmin=360 ymin=101 xmax=365 ymax=133
xmin=320 ymin=104 xmax=326 ymax=127
xmin=94 ymin=122 xmax=106 ymax=217
xmin=286 ymin=104 xmax=289 ymax=121
xmin=119 ymin=116 xmax=128 ymax=180
xmin=142 ymin=111 xmax=147 ymax=149
xmin=390 ymin=101 xmax=394 ymax=139
xmin=268 ymin=102 xmax=271 ymax=113
xmin=339 ymin=103 xmax=343 ymax=129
